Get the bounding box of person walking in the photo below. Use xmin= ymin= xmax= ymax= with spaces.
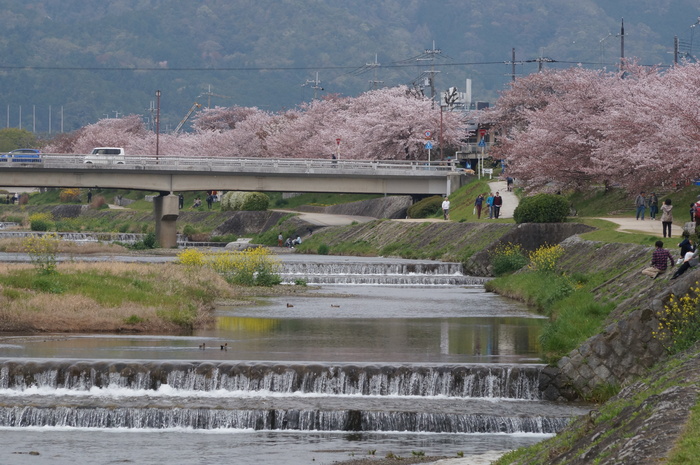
xmin=486 ymin=193 xmax=494 ymax=219
xmin=493 ymin=192 xmax=503 ymax=219
xmin=660 ymin=198 xmax=673 ymax=238
xmin=642 ymin=240 xmax=675 ymax=278
xmin=441 ymin=196 xmax=450 ymax=220
xmin=635 ymin=191 xmax=646 ymax=220
xmin=178 ymin=193 xmax=184 ymax=209
xmin=648 ymin=192 xmax=659 ymax=220
xmin=474 ymin=194 xmax=484 ymax=219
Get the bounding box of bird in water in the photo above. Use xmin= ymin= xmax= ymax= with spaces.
xmin=199 ymin=343 xmax=206 ymax=350
xmin=220 ymin=343 xmax=228 ymax=351
xmin=286 ymin=303 xmax=294 ymax=308
xmin=331 ymin=304 xmax=340 ymax=308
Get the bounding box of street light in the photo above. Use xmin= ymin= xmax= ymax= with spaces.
xmin=155 ymin=90 xmax=161 ymax=158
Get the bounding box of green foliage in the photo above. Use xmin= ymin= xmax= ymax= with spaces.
xmin=175 ymin=247 xmax=282 ymax=287
xmin=129 ymin=232 xmax=158 ymax=250
xmin=407 ymin=195 xmax=442 ymax=219
xmin=654 ymin=283 xmax=700 ymax=355
xmin=29 ymin=212 xmax=54 ymax=232
xmin=317 ymin=243 xmax=330 ymax=255
xmin=241 ymin=192 xmax=270 ymax=211
xmin=489 ymin=242 xmax=529 ymax=276
xmin=221 ymin=191 xmax=270 ymax=211
xmin=513 ymin=193 xmax=570 ymax=223
xmin=294 ymin=279 xmax=308 ymax=286
xmin=124 ymin=315 xmax=146 ymax=325
xmin=22 ymin=233 xmax=59 ymax=275
xmin=0 ymin=128 xmax=37 ymax=152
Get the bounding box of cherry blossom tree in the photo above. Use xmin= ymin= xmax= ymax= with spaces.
xmin=486 ymin=63 xmax=700 ymax=193
xmin=44 ymin=86 xmax=468 ymax=162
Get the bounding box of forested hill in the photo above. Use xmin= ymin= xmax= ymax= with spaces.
xmin=1 ymin=0 xmax=697 ymax=133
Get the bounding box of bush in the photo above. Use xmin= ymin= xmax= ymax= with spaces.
xmin=513 ymin=193 xmax=570 ymax=223
xmin=241 ymin=192 xmax=270 ymax=211
xmin=489 ymin=242 xmax=528 ymax=276
xmin=407 ymin=195 xmax=443 ymax=219
xmin=318 ymin=244 xmax=330 ymax=255
xmin=29 ymin=213 xmax=54 ymax=232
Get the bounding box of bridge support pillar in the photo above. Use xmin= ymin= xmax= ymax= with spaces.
xmin=446 ymin=173 xmax=467 ymax=195
xmin=153 ymin=193 xmax=179 ymax=248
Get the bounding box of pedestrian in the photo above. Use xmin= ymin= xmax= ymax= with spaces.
xmin=206 ymin=194 xmax=213 ymax=209
xmin=635 ymin=191 xmax=646 ymax=220
xmin=486 ymin=193 xmax=494 ymax=219
xmin=278 ymin=233 xmax=283 ymax=247
xmin=493 ymin=192 xmax=503 ymax=219
xmin=648 ymin=192 xmax=658 ymax=220
xmin=441 ymin=196 xmax=450 ymax=220
xmin=641 ymin=240 xmax=675 ymax=278
xmin=87 ymin=189 xmax=92 ymax=204
xmin=506 ymin=176 xmax=514 ymax=192
xmin=690 ymin=203 xmax=696 ymax=223
xmin=660 ymin=198 xmax=673 ymax=238
xmin=474 ymin=194 xmax=484 ymax=219
xmin=178 ymin=193 xmax=184 ymax=209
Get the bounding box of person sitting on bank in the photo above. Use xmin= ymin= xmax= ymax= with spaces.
xmin=671 ymin=246 xmax=699 ymax=280
xmin=641 ymin=240 xmax=675 ymax=278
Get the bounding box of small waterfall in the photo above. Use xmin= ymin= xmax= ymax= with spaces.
xmin=280 ymin=261 xmax=487 ymax=286
xmin=0 ymin=406 xmax=569 ymax=433
xmin=0 ymin=361 xmax=542 ymax=400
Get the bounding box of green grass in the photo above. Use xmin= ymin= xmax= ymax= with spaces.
xmin=486 ymin=270 xmax=615 ymax=363
xmin=667 ymin=396 xmax=700 ymax=465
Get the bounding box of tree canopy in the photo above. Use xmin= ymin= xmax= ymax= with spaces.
xmin=485 ymin=62 xmax=700 ymax=193
xmin=44 ymin=86 xmax=468 ymax=161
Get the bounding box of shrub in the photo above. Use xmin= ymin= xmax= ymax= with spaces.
xmin=130 ymin=232 xmax=158 ymax=250
xmin=59 ymin=188 xmax=81 ymax=203
xmin=489 ymin=242 xmax=528 ymax=276
xmin=29 ymin=212 xmax=54 ymax=232
xmin=407 ymin=195 xmax=443 ymax=219
xmin=90 ymin=195 xmax=107 ymax=209
xmin=22 ymin=233 xmax=60 ymax=275
xmin=513 ymin=193 xmax=570 ymax=223
xmin=317 ymin=243 xmax=330 ymax=255
xmin=241 ymin=192 xmax=270 ymax=211
xmin=654 ymin=283 xmax=700 ymax=355
xmin=528 ymin=244 xmax=565 ymax=272
xmin=175 ymin=246 xmax=281 ymax=287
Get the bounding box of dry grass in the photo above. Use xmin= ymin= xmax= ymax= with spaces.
xmin=0 ymin=261 xmax=233 ymax=334
xmin=0 ymin=238 xmax=130 ymax=254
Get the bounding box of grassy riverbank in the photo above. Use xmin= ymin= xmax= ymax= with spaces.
xmin=0 ymin=261 xmax=234 ymax=333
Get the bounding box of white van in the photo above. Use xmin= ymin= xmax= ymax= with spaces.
xmin=84 ymin=147 xmax=126 ymax=165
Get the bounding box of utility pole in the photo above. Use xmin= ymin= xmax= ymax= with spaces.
xmin=417 ymin=41 xmax=442 ymax=106
xmin=302 ymin=72 xmax=324 ymax=100
xmin=620 ymin=18 xmax=625 ymax=72
xmin=512 ymin=48 xmax=516 ymax=81
xmin=367 ymin=54 xmax=383 ymax=90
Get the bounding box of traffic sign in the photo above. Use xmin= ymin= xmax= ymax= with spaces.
xmin=424 ymin=130 xmax=432 ymax=139
xmin=425 ymin=142 xmax=433 ymax=149
xmin=478 ymin=138 xmax=486 ymax=147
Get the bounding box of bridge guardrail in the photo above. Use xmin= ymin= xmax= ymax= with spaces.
xmin=3 ymin=154 xmax=461 ymax=176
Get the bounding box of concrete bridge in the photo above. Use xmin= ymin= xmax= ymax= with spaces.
xmin=0 ymin=154 xmax=468 ymax=247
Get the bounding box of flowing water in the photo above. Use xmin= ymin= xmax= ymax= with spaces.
xmin=0 ymin=255 xmax=589 ymax=465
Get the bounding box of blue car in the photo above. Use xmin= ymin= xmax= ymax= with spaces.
xmin=1 ymin=149 xmax=42 ymax=162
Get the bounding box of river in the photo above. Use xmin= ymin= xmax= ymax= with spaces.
xmin=0 ymin=254 xmax=589 ymax=464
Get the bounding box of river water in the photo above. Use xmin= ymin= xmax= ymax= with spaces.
xmin=0 ymin=254 xmax=588 ymax=465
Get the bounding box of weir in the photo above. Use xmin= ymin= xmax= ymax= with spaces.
xmin=0 ymin=360 xmax=586 ymax=434
xmin=280 ymin=261 xmax=487 ymax=286
xmin=0 ymin=360 xmax=543 ymax=399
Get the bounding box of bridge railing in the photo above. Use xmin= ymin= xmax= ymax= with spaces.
xmin=4 ymin=154 xmax=462 ymax=176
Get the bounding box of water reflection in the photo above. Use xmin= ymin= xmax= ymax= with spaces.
xmin=208 ymin=315 xmax=543 ymax=363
